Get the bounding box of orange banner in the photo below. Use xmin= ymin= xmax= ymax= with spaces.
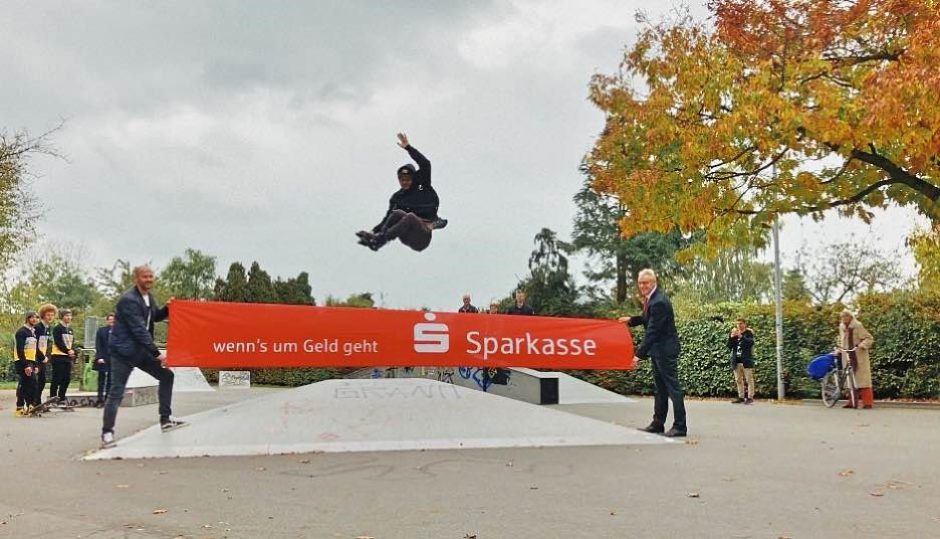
xmin=166 ymin=300 xmax=635 ymax=370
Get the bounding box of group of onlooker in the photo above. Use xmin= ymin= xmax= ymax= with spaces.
xmin=457 ymin=290 xmax=535 ymax=316
xmin=13 ymin=305 xmax=117 ymax=416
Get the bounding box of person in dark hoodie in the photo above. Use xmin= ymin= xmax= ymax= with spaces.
xmin=356 ymin=133 xmax=447 ymax=252
xmin=14 ymin=311 xmax=40 ymax=416
xmin=727 ymin=318 xmax=756 ymax=404
xmin=50 ymin=308 xmax=76 ymax=405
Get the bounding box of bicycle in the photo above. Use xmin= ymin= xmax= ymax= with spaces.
xmin=820 ymin=347 xmax=859 ymax=408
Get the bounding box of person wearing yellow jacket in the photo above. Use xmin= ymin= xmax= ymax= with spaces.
xmin=49 ymin=309 xmax=76 ymax=404
xmin=14 ymin=311 xmax=40 ymax=415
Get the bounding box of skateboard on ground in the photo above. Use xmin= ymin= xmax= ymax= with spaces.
xmin=27 ymin=396 xmax=60 ymax=417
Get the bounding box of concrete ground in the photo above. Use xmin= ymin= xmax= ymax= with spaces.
xmin=1 ymin=387 xmax=937 ymax=539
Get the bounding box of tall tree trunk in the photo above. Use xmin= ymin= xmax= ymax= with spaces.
xmin=616 ymin=252 xmax=628 ymax=304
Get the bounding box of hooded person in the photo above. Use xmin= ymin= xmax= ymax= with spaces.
xmin=356 ymin=133 xmax=447 ymax=252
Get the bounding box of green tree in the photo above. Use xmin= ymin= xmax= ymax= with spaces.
xmin=325 ymin=292 xmax=375 ymax=308
xmin=275 ymin=271 xmax=316 ymax=305
xmin=158 ymin=249 xmax=216 ymax=299
xmin=246 ymin=262 xmax=276 ymax=303
xmin=671 ymin=247 xmax=773 ymax=304
xmin=782 ymin=268 xmax=811 ymax=303
xmin=0 ymin=127 xmax=58 ymax=268
xmin=572 ymin=176 xmax=684 ymax=304
xmin=10 ymin=252 xmax=102 ymax=313
xmin=214 ymin=262 xmax=249 ymax=302
xmin=514 ymin=228 xmax=584 ymax=316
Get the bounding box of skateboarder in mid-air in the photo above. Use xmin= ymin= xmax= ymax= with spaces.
xmin=356 ymin=133 xmax=447 ymax=252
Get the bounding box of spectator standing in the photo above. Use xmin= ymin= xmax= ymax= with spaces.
xmin=727 ymin=318 xmax=756 ymax=404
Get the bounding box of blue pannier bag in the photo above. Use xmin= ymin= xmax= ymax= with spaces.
xmin=807 ymin=353 xmax=837 ymax=380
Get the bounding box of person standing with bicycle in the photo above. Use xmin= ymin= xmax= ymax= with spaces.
xmin=836 ymin=310 xmax=875 ymax=409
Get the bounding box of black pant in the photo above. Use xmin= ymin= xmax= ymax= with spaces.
xmin=16 ymin=371 xmax=38 ymax=408
xmin=102 ymin=353 xmax=175 ymax=434
xmin=96 ymin=369 xmax=112 ymax=404
xmin=650 ymin=354 xmax=687 ymax=431
xmin=35 ymin=363 xmax=47 ymax=405
xmin=380 ymin=210 xmax=432 ymax=251
xmin=49 ymin=356 xmax=72 ymax=401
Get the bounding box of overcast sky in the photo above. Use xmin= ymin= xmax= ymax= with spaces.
xmin=2 ymin=1 xmax=924 ymax=311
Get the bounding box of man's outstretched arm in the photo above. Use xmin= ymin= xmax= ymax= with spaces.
xmin=397 ymin=132 xmax=430 ymax=185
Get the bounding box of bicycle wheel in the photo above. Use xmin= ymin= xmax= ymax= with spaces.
xmin=845 ymin=368 xmax=859 ymax=408
xmin=821 ymin=369 xmax=841 ymax=407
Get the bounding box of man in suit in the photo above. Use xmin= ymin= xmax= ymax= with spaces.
xmin=619 ymin=268 xmax=687 ymax=437
xmin=93 ymin=313 xmax=115 ymax=407
xmin=100 ymin=266 xmax=184 ymax=448
xmin=506 ymin=290 xmax=535 ymax=316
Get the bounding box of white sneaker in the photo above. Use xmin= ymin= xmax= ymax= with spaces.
xmin=100 ymin=431 xmax=116 ymax=449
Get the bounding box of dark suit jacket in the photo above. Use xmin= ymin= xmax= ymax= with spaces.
xmin=628 ymin=288 xmax=680 ymax=360
xmin=94 ymin=326 xmax=111 ymax=371
xmin=109 ymin=287 xmax=168 ymax=361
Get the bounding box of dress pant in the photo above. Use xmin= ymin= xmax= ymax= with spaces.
xmin=102 ymin=353 xmax=174 ymax=434
xmin=96 ymin=369 xmax=112 ymax=404
xmin=650 ymin=353 xmax=687 ymax=431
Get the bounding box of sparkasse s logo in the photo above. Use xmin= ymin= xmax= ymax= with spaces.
xmin=414 ymin=312 xmax=449 ymax=353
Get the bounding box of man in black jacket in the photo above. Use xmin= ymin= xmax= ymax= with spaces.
xmin=35 ymin=304 xmax=57 ymax=405
xmin=14 ymin=311 xmax=40 ymax=415
xmin=727 ymin=318 xmax=755 ymax=404
xmin=506 ymin=290 xmax=535 ymax=316
xmin=93 ymin=313 xmax=115 ymax=407
xmin=100 ymin=266 xmax=183 ymax=448
xmin=49 ymin=309 xmax=76 ymax=404
xmin=356 ymin=133 xmax=447 ymax=252
xmin=619 ymin=269 xmax=687 ymax=437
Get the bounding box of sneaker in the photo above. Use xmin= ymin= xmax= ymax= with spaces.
xmin=730 ymin=398 xmax=745 ymax=404
xmin=100 ymin=431 xmax=116 ymax=449
xmin=368 ymin=234 xmax=387 ymax=251
xmin=14 ymin=407 xmax=25 ymax=417
xmin=743 ymin=398 xmax=754 ymax=405
xmin=160 ymin=418 xmax=188 ymax=432
xmin=664 ymin=427 xmax=688 ymax=438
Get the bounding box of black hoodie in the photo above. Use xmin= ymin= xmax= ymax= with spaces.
xmin=373 ymin=145 xmax=439 ymax=231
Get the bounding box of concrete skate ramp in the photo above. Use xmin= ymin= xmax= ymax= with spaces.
xmin=512 ymin=370 xmax=636 ymax=404
xmin=126 ymin=366 xmax=214 ymax=393
xmin=85 ymin=379 xmax=668 ymax=460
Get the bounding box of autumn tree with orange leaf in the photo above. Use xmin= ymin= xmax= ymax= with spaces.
xmin=587 ymin=0 xmax=940 ymax=255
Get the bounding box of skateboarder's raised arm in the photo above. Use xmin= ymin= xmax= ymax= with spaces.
xmin=397 ymin=133 xmax=431 ymax=187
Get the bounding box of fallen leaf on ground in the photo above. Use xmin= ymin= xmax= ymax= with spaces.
xmin=152 ymin=509 xmax=168 ymax=515
xmin=870 ymin=491 xmax=885 ymax=497
xmin=116 ymin=484 xmax=130 ymax=488
xmin=299 ymin=459 xmax=311 ymax=464
xmin=256 ymin=466 xmax=267 ymax=471
xmin=609 ymin=511 xmax=616 ymax=516
xmin=838 ymin=469 xmax=854 ymax=477
xmin=688 ymin=492 xmax=700 ymax=498
xmin=685 ymin=439 xmax=699 ymax=445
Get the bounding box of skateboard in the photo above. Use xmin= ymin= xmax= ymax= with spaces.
xmin=27 ymin=396 xmax=60 ymax=417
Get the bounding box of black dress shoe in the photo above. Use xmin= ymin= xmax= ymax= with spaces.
xmin=638 ymin=424 xmax=665 ymax=434
xmin=663 ymin=428 xmax=687 ymax=438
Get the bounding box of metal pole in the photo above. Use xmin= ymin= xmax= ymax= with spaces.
xmin=773 ymin=213 xmax=785 ymax=400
